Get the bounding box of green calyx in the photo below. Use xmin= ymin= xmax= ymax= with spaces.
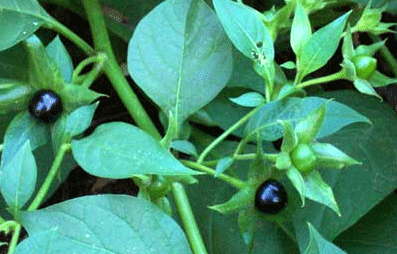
xmin=290 ymin=143 xmax=317 ymax=174
xmin=352 ymin=55 xmax=377 ymax=80
xmin=147 ymin=175 xmax=171 ymax=200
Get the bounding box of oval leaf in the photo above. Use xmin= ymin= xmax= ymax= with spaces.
xmin=213 ymin=0 xmax=274 ymax=60
xmin=71 ymin=122 xmax=199 ymax=178
xmin=297 ymin=12 xmax=350 ymax=81
xmin=0 ymin=0 xmax=50 ymax=51
xmin=18 ymin=195 xmax=192 ymax=254
xmin=128 ymin=0 xmax=232 ymax=127
xmin=229 ymin=92 xmax=265 ymax=107
xmin=0 ymin=140 xmax=37 ymax=215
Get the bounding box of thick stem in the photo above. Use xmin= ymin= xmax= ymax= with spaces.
xmin=82 ymin=0 xmax=161 ymax=140
xmin=171 ymin=182 xmax=208 ymax=254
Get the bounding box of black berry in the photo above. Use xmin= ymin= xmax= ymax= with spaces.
xmin=28 ymin=90 xmax=62 ymax=123
xmin=254 ymin=179 xmax=288 ymax=214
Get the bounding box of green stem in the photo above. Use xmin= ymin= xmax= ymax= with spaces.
xmin=234 ymin=153 xmax=256 ymax=161
xmin=42 ymin=19 xmax=94 ymax=55
xmin=28 ymin=143 xmax=70 ymax=211
xmin=197 ymin=106 xmax=262 ymax=164
xmin=171 ymin=182 xmax=208 ymax=254
xmin=82 ymin=0 xmax=161 ymax=140
xmin=370 ymin=35 xmax=397 ymax=77
xmin=7 ymin=224 xmax=21 ymax=254
xmin=181 ymin=160 xmax=246 ymax=189
xmin=296 ymin=69 xmax=346 ymax=89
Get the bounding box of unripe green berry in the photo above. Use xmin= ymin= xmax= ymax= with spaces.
xmin=291 ymin=143 xmax=317 ymax=174
xmin=352 ymin=55 xmax=377 ymax=79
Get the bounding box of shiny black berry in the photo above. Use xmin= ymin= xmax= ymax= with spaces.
xmin=254 ymin=179 xmax=288 ymax=214
xmin=28 ymin=90 xmax=62 ymax=123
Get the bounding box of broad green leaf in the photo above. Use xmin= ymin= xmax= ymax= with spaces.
xmin=303 ymin=170 xmax=341 ymax=216
xmin=245 ymin=97 xmax=371 ymax=142
xmin=229 ymin=92 xmax=265 ymax=107
xmin=226 ymin=48 xmax=265 ymax=93
xmin=0 ymin=0 xmax=51 ymax=51
xmin=291 ymin=3 xmax=312 ymax=55
xmin=100 ymin=0 xmax=163 ymax=42
xmin=18 ymin=195 xmax=192 ymax=254
xmin=1 ymin=112 xmax=49 ymax=167
xmin=0 ymin=78 xmax=32 ymax=115
xmin=71 ymin=122 xmax=199 ymax=178
xmin=46 ymin=35 xmax=73 ymax=83
xmin=213 ymin=0 xmax=274 ymax=60
xmin=170 ymin=140 xmax=198 ymax=156
xmin=334 ymin=193 xmax=397 ymax=254
xmin=0 ymin=140 xmax=37 ymax=215
xmin=128 ymin=0 xmax=232 ymax=128
xmin=0 ymin=43 xmax=29 ymax=80
xmin=215 ymin=156 xmax=235 ymax=176
xmin=297 ymin=12 xmax=350 ymax=82
xmin=303 ymin=223 xmax=347 ymax=254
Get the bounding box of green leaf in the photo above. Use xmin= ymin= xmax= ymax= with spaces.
xmin=213 ymin=0 xmax=274 ymax=60
xmin=295 ymin=101 xmax=328 ymax=144
xmin=342 ymin=24 xmax=354 ymax=60
xmin=369 ymin=71 xmax=397 ymax=88
xmin=209 ymin=186 xmax=253 ymax=214
xmin=128 ymin=0 xmax=232 ymax=128
xmin=59 ymin=83 xmax=104 ymax=113
xmin=71 ymin=122 xmax=199 ymax=178
xmin=170 ymin=140 xmax=198 ymax=156
xmin=286 ymin=166 xmax=305 ymax=206
xmin=238 ymin=209 xmax=256 ymax=248
xmin=18 ymin=195 xmax=192 ymax=254
xmin=280 ymin=61 xmax=296 ymax=69
xmin=215 ymin=156 xmax=235 ymax=176
xmin=245 ymin=97 xmax=370 ymax=142
xmin=334 ymin=193 xmax=397 ymax=254
xmin=1 ymin=112 xmax=49 ymax=167
xmin=292 ymin=90 xmax=397 ymax=245
xmin=312 ymin=142 xmax=361 ymax=169
xmin=24 ymin=35 xmax=64 ymax=92
xmin=46 ymin=35 xmax=73 ymax=83
xmin=0 ymin=0 xmax=51 ymax=51
xmin=52 ymin=103 xmax=99 ymax=153
xmin=353 ymin=78 xmax=382 ymax=99
xmin=303 ymin=170 xmax=341 ymax=216
xmin=0 ymin=43 xmax=29 ymax=80
xmin=280 ymin=120 xmax=298 ymax=153
xmin=291 ymin=2 xmax=312 ymax=56
xmin=297 ymin=11 xmax=351 ymax=82
xmin=303 ymin=223 xmax=347 ymax=254
xmin=0 ymin=140 xmax=37 ymax=215
xmin=229 ymin=92 xmax=265 ymax=107
xmin=0 ymin=79 xmax=32 ymax=115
